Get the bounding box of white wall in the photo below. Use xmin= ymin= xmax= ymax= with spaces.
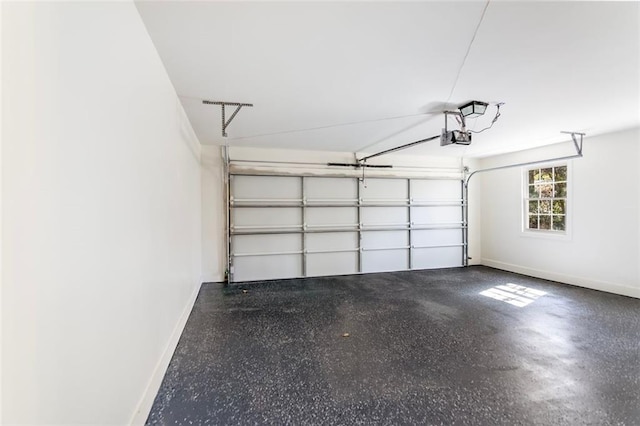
xmin=2 ymin=2 xmax=202 ymax=424
xmin=479 ymin=128 xmax=640 ymax=298
xmin=201 ymin=146 xmax=226 ymax=282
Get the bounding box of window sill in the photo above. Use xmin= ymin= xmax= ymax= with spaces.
xmin=520 ymin=229 xmax=571 ymax=241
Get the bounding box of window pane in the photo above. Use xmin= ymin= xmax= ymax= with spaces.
xmin=539 ymin=183 xmax=553 ymax=198
xmin=525 ymin=164 xmax=567 ymax=234
xmin=539 ymin=200 xmax=551 ymax=214
xmin=540 ymin=168 xmax=553 ymax=181
xmin=555 ymin=182 xmax=567 ymax=198
xmin=540 ymin=215 xmax=551 ymax=230
xmin=553 ymin=215 xmax=565 ymax=231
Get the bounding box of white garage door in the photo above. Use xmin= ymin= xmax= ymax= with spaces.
xmin=229 ymin=174 xmax=464 ymax=282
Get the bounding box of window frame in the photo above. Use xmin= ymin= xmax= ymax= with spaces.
xmin=521 ymin=161 xmax=572 ymax=240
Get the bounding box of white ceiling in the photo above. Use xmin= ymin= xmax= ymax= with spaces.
xmin=135 ymin=1 xmax=640 ymax=158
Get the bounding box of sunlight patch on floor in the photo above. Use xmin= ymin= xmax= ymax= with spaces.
xmin=480 ymin=283 xmax=547 ymax=307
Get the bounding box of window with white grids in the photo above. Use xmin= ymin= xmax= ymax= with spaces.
xmin=524 ymin=164 xmax=567 ymax=232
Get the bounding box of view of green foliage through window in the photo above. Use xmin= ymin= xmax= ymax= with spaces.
xmin=525 ymin=165 xmax=567 ymax=232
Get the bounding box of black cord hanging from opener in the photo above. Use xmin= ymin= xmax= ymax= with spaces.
xmin=469 ymin=102 xmax=503 ymax=134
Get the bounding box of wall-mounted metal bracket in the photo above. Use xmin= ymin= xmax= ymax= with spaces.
xmin=203 ymin=100 xmax=254 ymax=137
xmin=561 ymin=131 xmax=585 ymax=156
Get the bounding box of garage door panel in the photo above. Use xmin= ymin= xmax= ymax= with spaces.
xmin=361 ymin=230 xmax=408 ymax=249
xmin=307 ymin=252 xmax=358 ymax=277
xmin=306 ymin=177 xmax=357 ymax=201
xmin=412 ymin=229 xmax=462 ymax=247
xmin=412 ymin=246 xmax=462 ymax=269
xmin=411 ymin=206 xmax=461 ymax=224
xmin=232 ymin=175 xmax=301 ymax=201
xmin=411 ymin=179 xmax=461 ymax=200
xmin=306 ymin=207 xmax=357 ymax=227
xmin=360 ymin=178 xmax=408 ymax=201
xmin=306 ymin=232 xmax=358 ymax=251
xmin=233 ymin=207 xmax=301 ymax=228
xmin=234 ymin=254 xmax=302 ymax=281
xmin=363 ymin=250 xmax=409 ymax=273
xmin=233 ymin=233 xmax=301 ymax=254
xmin=361 ymin=207 xmax=407 ymax=225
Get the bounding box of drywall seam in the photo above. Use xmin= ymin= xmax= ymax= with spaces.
xmin=482 ymin=258 xmax=640 ymax=299
xmin=128 ymin=282 xmax=202 ymax=425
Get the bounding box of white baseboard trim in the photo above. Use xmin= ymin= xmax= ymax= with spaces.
xmin=129 ymin=282 xmax=202 ymax=425
xmin=481 ymin=258 xmax=640 ymax=299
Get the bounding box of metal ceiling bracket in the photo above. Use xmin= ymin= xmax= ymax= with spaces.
xmin=561 ymin=131 xmax=585 ymax=156
xmin=203 ymin=100 xmax=254 ymax=137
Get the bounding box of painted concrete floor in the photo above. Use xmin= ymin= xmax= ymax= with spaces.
xmin=147 ymin=266 xmax=640 ymax=425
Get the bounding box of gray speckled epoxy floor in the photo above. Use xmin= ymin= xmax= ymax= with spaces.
xmin=147 ymin=266 xmax=640 ymax=425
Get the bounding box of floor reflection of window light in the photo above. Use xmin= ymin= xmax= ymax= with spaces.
xmin=480 ymin=283 xmax=547 ymax=307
